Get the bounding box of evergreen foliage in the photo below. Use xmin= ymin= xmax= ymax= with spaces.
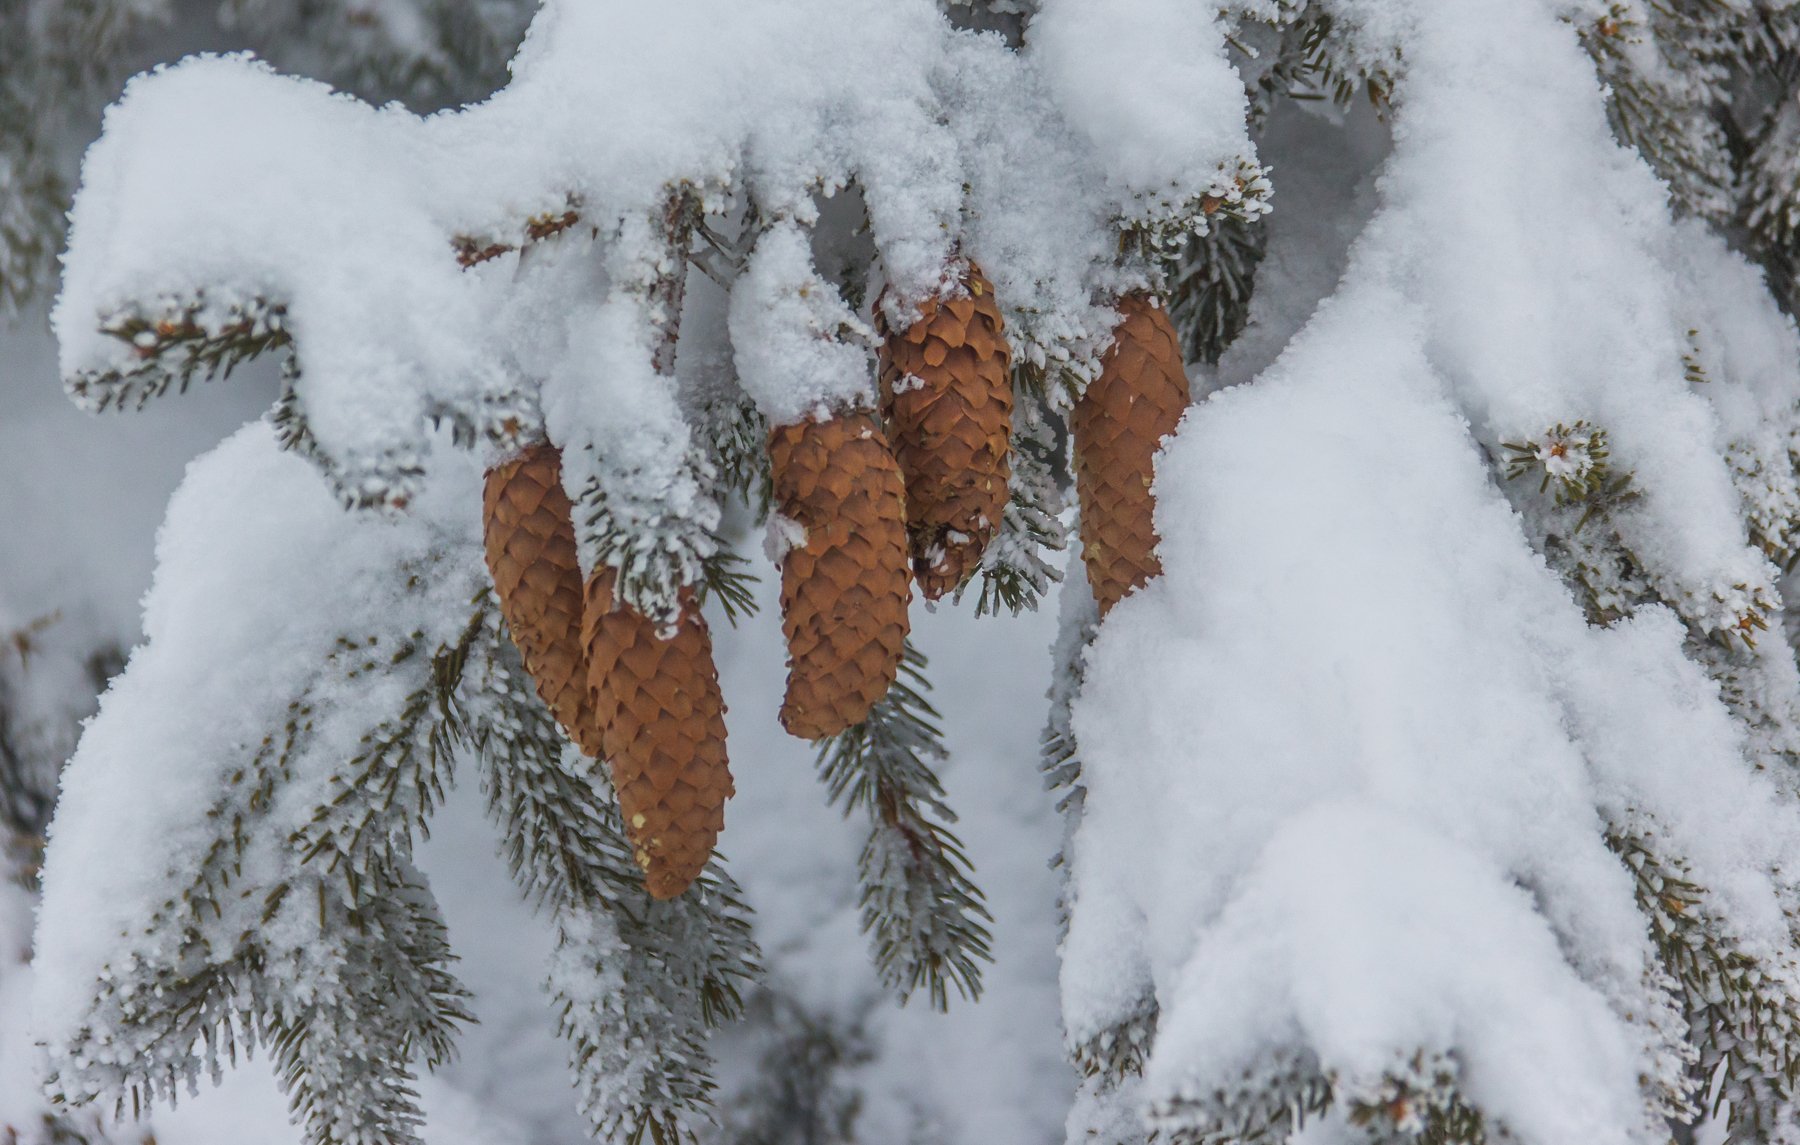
xmin=27 ymin=0 xmax=1800 ymax=1141
xmin=463 ymin=597 xmax=764 ymax=1144
xmin=815 ymin=643 xmax=992 ymax=1011
xmin=46 ymin=596 xmax=481 ymax=1142
xmin=968 ymin=382 xmax=1067 ymax=617
xmin=68 ymin=296 xmax=294 ymax=412
xmin=1164 ymin=217 xmax=1265 ymax=368
xmin=1580 ymin=0 xmax=1800 ymax=316
xmin=1609 ymin=828 xmax=1800 ymax=1143
xmin=0 ymin=0 xmax=535 ymax=314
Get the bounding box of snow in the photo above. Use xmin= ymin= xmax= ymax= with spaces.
xmin=1339 ymin=0 xmax=1771 ymax=619
xmin=1063 ymin=0 xmax=1800 ymax=1140
xmin=54 ymin=56 xmax=509 ymax=506
xmin=8 ymin=320 xmax=1071 ymax=1143
xmin=1029 ymin=0 xmax=1255 ymax=204
xmin=32 ymin=419 xmax=491 ymax=1104
xmin=28 ymin=0 xmax=1800 ymax=1140
xmin=728 ymin=219 xmax=876 ymax=426
xmin=1152 ymin=804 xmax=1656 ymax=1144
xmin=1070 ymin=281 xmax=1746 ymax=1139
xmin=54 ymin=0 xmax=1267 ymax=498
xmin=932 ymin=30 xmax=1126 ymax=393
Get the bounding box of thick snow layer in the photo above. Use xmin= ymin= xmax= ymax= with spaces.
xmin=933 ymin=31 xmax=1127 ymax=391
xmin=1336 ymin=0 xmax=1771 ymax=614
xmin=1071 ymin=279 xmax=1800 ymax=1141
xmin=33 ymin=420 xmax=490 ymax=1059
xmin=1063 ymin=0 xmax=1800 ymax=1139
xmin=53 ymin=0 xmax=1265 ymax=510
xmin=728 ymin=219 xmax=876 ymax=425
xmin=1029 ymin=0 xmax=1253 ymax=201
xmin=54 ymin=57 xmax=510 ymax=496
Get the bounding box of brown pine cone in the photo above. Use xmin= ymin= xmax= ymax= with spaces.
xmin=483 ymin=443 xmax=605 ymax=759
xmin=876 ymin=263 xmax=1013 ymax=600
xmin=769 ymin=410 xmax=913 ymax=740
xmin=1073 ymin=293 xmax=1192 ymax=616
xmin=583 ymin=567 xmax=733 ymax=900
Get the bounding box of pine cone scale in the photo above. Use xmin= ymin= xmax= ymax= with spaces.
xmin=770 ymin=411 xmax=913 ymax=741
xmin=877 ymin=262 xmax=1014 ymax=599
xmin=1074 ymin=294 xmax=1192 ymax=616
xmin=482 ymin=444 xmax=606 ymax=759
xmin=583 ymin=566 xmax=733 ymax=900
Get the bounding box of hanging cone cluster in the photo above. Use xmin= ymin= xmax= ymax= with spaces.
xmin=877 ymin=262 xmax=1014 ymax=600
xmin=479 ymin=272 xmax=1181 ymax=897
xmin=768 ymin=410 xmax=913 ymax=740
xmin=484 ymin=442 xmax=732 ymax=900
xmin=583 ymin=567 xmax=734 ymax=900
xmin=482 ymin=444 xmax=605 ymax=759
xmin=1072 ymin=293 xmax=1192 ymax=615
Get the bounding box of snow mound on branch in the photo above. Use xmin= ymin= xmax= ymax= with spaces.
xmin=55 ymin=56 xmax=508 ymax=498
xmin=934 ymin=31 xmax=1127 ymax=391
xmin=1030 ymin=0 xmax=1254 ymax=199
xmin=54 ymin=0 xmax=1265 ymax=506
xmin=1064 ymin=0 xmax=1800 ymax=1139
xmin=1072 ymin=286 xmax=1793 ymax=1140
xmin=728 ymin=219 xmax=875 ymax=425
xmin=33 ymin=420 xmax=485 ymax=1052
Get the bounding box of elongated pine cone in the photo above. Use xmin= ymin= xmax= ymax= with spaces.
xmin=1073 ymin=293 xmax=1191 ymax=615
xmin=483 ymin=443 xmax=605 ymax=759
xmin=769 ymin=411 xmax=913 ymax=740
xmin=877 ymin=263 xmax=1013 ymax=599
xmin=583 ymin=568 xmax=733 ymax=899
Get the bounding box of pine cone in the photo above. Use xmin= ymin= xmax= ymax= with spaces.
xmin=877 ymin=263 xmax=1013 ymax=599
xmin=483 ymin=443 xmax=605 ymax=759
xmin=583 ymin=568 xmax=733 ymax=900
xmin=769 ymin=410 xmax=913 ymax=740
xmin=1073 ymin=293 xmax=1191 ymax=615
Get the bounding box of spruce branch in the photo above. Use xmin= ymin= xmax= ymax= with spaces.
xmin=1579 ymin=0 xmax=1736 ymax=222
xmin=1041 ymin=567 xmax=1098 ymax=938
xmin=1339 ymin=1054 xmax=1493 ymax=1145
xmin=576 ymin=448 xmax=724 ymax=630
xmin=466 ymin=606 xmax=761 ymax=1143
xmin=966 ymin=388 xmax=1066 ymax=618
xmin=697 ymin=545 xmax=761 ymax=628
xmin=1501 ymin=421 xmax=1618 ymax=507
xmin=1072 ymin=992 xmax=1158 ymax=1090
xmin=1117 ymin=159 xmax=1273 ymax=265
xmin=1608 ymin=828 xmax=1800 ymax=1142
xmin=1154 ymin=1049 xmax=1498 ymax=1145
xmin=574 ymin=185 xmax=724 ymax=628
xmin=67 ymin=295 xmax=292 ymax=413
xmin=1152 ymin=1048 xmax=1333 ymax=1145
xmin=452 ymin=202 xmax=585 ymax=268
xmin=1250 ymin=8 xmax=1396 ymax=116
xmin=815 ymin=642 xmax=993 ymax=1010
xmin=264 ymin=859 xmax=471 ymax=1145
xmin=1039 ymin=579 xmax=1095 ymax=812
xmin=1165 ymin=214 xmax=1265 ymax=367
xmin=48 ymin=587 xmax=487 ymax=1145
xmin=697 ymin=389 xmax=773 ymax=521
